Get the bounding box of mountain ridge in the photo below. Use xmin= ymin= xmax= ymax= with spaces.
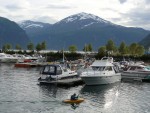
xmin=18 ymin=12 xmax=150 ymax=50
xmin=0 ymin=17 xmax=30 ymax=49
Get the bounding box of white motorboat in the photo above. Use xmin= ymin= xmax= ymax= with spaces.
xmin=80 ymin=57 xmax=121 ymax=85
xmin=121 ymin=64 xmax=150 ymax=82
xmin=0 ymin=53 xmax=18 ymax=63
xmin=38 ymin=63 xmax=79 ymax=84
xmin=16 ymin=54 xmax=45 ymax=63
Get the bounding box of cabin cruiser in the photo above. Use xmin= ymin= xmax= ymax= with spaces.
xmin=17 ymin=54 xmax=45 ymax=63
xmin=121 ymin=64 xmax=150 ymax=82
xmin=80 ymin=57 xmax=121 ymax=85
xmin=0 ymin=53 xmax=18 ymax=63
xmin=38 ymin=63 xmax=78 ymax=84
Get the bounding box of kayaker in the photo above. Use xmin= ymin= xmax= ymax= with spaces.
xmin=70 ymin=93 xmax=78 ymax=100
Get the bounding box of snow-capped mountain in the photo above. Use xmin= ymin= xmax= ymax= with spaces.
xmin=18 ymin=20 xmax=52 ymax=45
xmin=18 ymin=12 xmax=150 ymax=50
xmin=53 ymin=12 xmax=116 ymax=32
xmin=57 ymin=12 xmax=112 ymax=24
xmin=19 ymin=20 xmax=51 ymax=30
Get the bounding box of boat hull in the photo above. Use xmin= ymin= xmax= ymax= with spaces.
xmin=121 ymin=71 xmax=150 ymax=81
xmin=81 ymin=73 xmax=121 ymax=85
xmin=0 ymin=58 xmax=18 ymax=63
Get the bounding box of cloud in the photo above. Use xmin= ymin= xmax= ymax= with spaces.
xmin=113 ymin=2 xmax=150 ymax=30
xmin=145 ymin=0 xmax=150 ymax=4
xmin=5 ymin=4 xmax=24 ymax=11
xmin=33 ymin=16 xmax=57 ymax=24
xmin=0 ymin=0 xmax=150 ymax=30
xmin=46 ymin=4 xmax=74 ymax=9
xmin=119 ymin=0 xmax=127 ymax=4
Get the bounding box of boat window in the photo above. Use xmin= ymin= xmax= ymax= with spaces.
xmin=43 ymin=66 xmax=50 ymax=73
xmin=56 ymin=66 xmax=62 ymax=75
xmin=98 ymin=67 xmax=105 ymax=71
xmin=105 ymin=66 xmax=113 ymax=71
xmin=136 ymin=67 xmax=143 ymax=69
xmin=49 ymin=66 xmax=55 ymax=73
xmin=42 ymin=65 xmax=57 ymax=75
xmin=113 ymin=66 xmax=119 ymax=73
xmin=129 ymin=66 xmax=136 ymax=70
xmin=145 ymin=66 xmax=150 ymax=70
xmin=92 ymin=66 xmax=99 ymax=71
xmin=63 ymin=68 xmax=67 ymax=72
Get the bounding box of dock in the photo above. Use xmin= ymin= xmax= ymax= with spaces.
xmin=39 ymin=78 xmax=84 ymax=86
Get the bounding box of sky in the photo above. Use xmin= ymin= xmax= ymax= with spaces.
xmin=0 ymin=0 xmax=150 ymax=30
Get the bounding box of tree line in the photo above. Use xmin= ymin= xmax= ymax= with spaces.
xmin=68 ymin=40 xmax=145 ymax=57
xmin=1 ymin=39 xmax=145 ymax=57
xmin=1 ymin=41 xmax=46 ymax=52
xmin=98 ymin=40 xmax=145 ymax=57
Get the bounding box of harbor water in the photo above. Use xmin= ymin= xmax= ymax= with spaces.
xmin=0 ymin=64 xmax=150 ymax=113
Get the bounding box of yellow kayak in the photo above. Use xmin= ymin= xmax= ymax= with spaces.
xmin=63 ymin=98 xmax=84 ymax=104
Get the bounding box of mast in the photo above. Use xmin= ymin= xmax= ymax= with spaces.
xmin=63 ymin=49 xmax=64 ymax=62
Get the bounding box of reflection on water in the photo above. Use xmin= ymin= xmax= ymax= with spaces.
xmin=0 ymin=64 xmax=150 ymax=113
xmin=71 ymin=103 xmax=79 ymax=109
xmin=39 ymin=84 xmax=58 ymax=98
xmin=81 ymin=83 xmax=120 ymax=93
xmin=80 ymin=83 xmax=121 ymax=112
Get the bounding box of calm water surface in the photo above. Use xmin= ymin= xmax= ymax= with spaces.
xmin=0 ymin=64 xmax=150 ymax=113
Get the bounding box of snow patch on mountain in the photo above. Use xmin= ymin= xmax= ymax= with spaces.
xmin=81 ymin=22 xmax=95 ymax=29
xmin=25 ymin=24 xmax=44 ymax=28
xmin=18 ymin=20 xmax=46 ymax=29
xmin=65 ymin=17 xmax=78 ymax=23
xmin=58 ymin=12 xmax=113 ymax=25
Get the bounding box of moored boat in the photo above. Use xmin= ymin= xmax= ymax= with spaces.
xmin=80 ymin=57 xmax=121 ymax=85
xmin=38 ymin=63 xmax=79 ymax=84
xmin=0 ymin=53 xmax=18 ymax=63
xmin=121 ymin=64 xmax=150 ymax=82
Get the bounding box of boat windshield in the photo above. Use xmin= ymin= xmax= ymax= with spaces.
xmin=92 ymin=66 xmax=105 ymax=71
xmin=145 ymin=66 xmax=150 ymax=71
xmin=42 ymin=65 xmax=56 ymax=75
xmin=104 ymin=66 xmax=113 ymax=71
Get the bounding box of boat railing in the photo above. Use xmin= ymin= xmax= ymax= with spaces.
xmin=101 ymin=57 xmax=113 ymax=63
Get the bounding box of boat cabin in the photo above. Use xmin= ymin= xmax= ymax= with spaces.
xmin=126 ymin=65 xmax=150 ymax=72
xmin=89 ymin=60 xmax=119 ymax=73
xmin=42 ymin=64 xmax=65 ymax=75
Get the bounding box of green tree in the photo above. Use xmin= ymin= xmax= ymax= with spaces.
xmin=6 ymin=44 xmax=11 ymax=50
xmin=41 ymin=41 xmax=46 ymax=50
xmin=27 ymin=42 xmax=34 ymax=50
xmin=98 ymin=46 xmax=106 ymax=56
xmin=129 ymin=43 xmax=138 ymax=56
xmin=2 ymin=45 xmax=7 ymax=52
xmin=119 ymin=41 xmax=127 ymax=55
xmin=36 ymin=43 xmax=42 ymax=52
xmin=83 ymin=44 xmax=88 ymax=52
xmin=15 ymin=44 xmax=21 ymax=50
xmin=68 ymin=45 xmax=77 ymax=53
xmin=83 ymin=44 xmax=93 ymax=52
xmin=2 ymin=44 xmax=12 ymax=52
xmin=135 ymin=45 xmax=145 ymax=56
xmin=88 ymin=44 xmax=93 ymax=52
xmin=106 ymin=39 xmax=116 ymax=53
